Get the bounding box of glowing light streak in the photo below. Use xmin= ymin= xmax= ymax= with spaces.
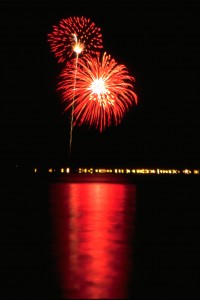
xmin=69 ymin=52 xmax=79 ymax=156
xmin=48 ymin=17 xmax=103 ymax=156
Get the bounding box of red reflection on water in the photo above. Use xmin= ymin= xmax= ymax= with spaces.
xmin=49 ymin=181 xmax=136 ymax=299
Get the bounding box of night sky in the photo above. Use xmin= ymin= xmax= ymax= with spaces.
xmin=1 ymin=0 xmax=200 ymax=169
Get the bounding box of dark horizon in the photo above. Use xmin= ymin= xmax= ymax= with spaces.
xmin=1 ymin=0 xmax=200 ymax=170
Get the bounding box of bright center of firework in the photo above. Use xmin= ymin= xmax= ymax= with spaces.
xmin=73 ymin=43 xmax=84 ymax=54
xmin=91 ymin=78 xmax=106 ymax=95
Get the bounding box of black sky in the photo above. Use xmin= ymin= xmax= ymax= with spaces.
xmin=1 ymin=0 xmax=200 ymax=169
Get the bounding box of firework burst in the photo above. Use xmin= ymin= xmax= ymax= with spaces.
xmin=47 ymin=16 xmax=103 ymax=63
xmin=57 ymin=52 xmax=138 ymax=132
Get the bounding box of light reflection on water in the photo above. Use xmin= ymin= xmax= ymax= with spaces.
xmin=49 ymin=181 xmax=136 ymax=299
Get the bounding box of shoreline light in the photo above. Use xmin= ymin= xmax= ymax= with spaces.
xmin=30 ymin=167 xmax=199 ymax=175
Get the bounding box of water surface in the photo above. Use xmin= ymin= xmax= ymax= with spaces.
xmin=1 ymin=174 xmax=199 ymax=298
xmin=49 ymin=181 xmax=136 ymax=299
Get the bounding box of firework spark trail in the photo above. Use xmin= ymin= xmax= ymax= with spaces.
xmin=58 ymin=52 xmax=138 ymax=132
xmin=69 ymin=51 xmax=79 ymax=156
xmin=48 ymin=17 xmax=104 ymax=157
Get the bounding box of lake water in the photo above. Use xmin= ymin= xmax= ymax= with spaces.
xmin=49 ymin=179 xmax=136 ymax=299
xmin=1 ymin=174 xmax=199 ymax=299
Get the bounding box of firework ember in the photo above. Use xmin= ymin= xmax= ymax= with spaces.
xmin=57 ymin=52 xmax=138 ymax=132
xmin=47 ymin=16 xmax=103 ymax=63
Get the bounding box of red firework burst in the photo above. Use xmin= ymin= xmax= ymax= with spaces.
xmin=47 ymin=16 xmax=103 ymax=63
xmin=57 ymin=52 xmax=138 ymax=132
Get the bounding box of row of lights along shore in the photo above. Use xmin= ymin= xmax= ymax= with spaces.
xmin=33 ymin=168 xmax=200 ymax=175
